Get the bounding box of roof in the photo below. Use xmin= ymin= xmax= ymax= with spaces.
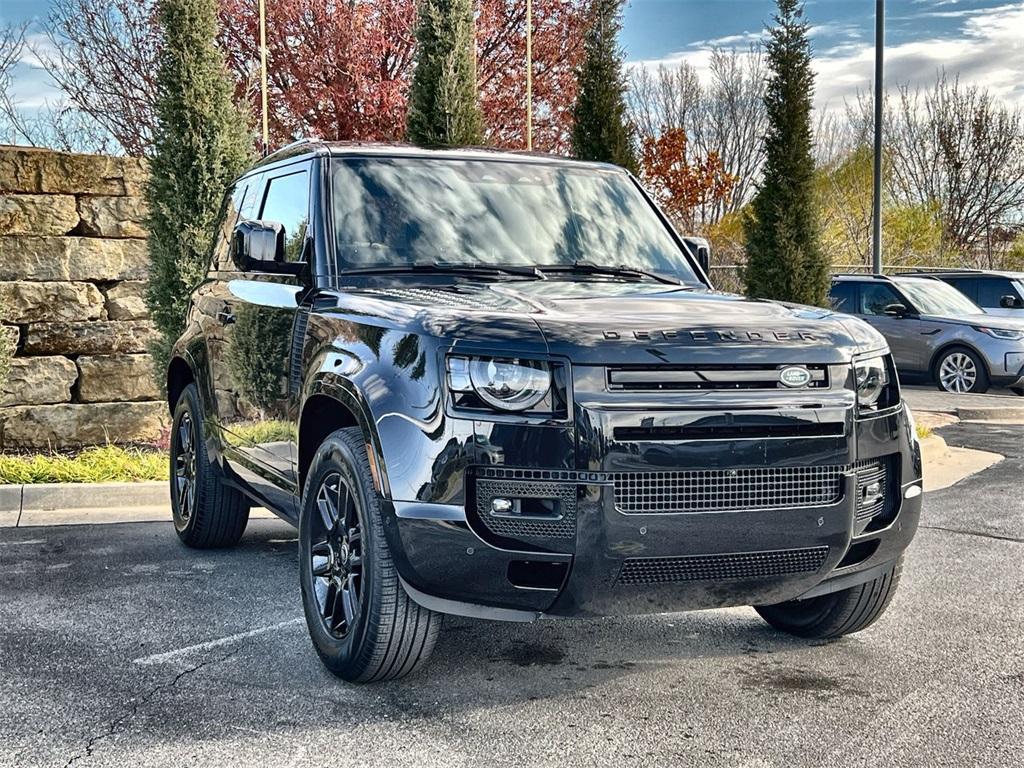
xmin=832 ymin=273 xmax=941 ymax=282
xmin=251 ymin=139 xmax=623 ymax=172
xmin=910 ymin=268 xmax=1024 ymax=279
xmin=833 ymin=270 xmax=1024 ymax=282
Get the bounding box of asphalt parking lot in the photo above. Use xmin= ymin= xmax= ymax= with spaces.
xmin=2 ymin=423 xmax=1022 ymax=768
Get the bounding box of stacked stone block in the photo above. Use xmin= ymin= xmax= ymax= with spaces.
xmin=0 ymin=146 xmax=168 ymax=449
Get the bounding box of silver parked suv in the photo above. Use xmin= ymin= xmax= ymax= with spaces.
xmin=829 ymin=274 xmax=1024 ymax=395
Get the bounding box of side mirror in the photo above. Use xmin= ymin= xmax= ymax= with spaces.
xmin=999 ymin=294 xmax=1023 ymax=309
xmin=231 ymin=220 xmax=304 ymax=275
xmin=696 ymin=245 xmax=711 ymax=275
xmin=682 ymin=236 xmax=711 ymax=275
xmin=883 ymin=302 xmax=910 ymax=317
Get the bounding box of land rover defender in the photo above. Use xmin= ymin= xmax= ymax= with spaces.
xmin=167 ymin=142 xmax=922 ymax=682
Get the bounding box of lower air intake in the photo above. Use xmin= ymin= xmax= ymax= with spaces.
xmin=616 ymin=546 xmax=829 ymax=585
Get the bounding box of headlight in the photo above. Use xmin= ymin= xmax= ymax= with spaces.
xmin=974 ymin=326 xmax=1024 ymax=341
xmin=447 ymin=356 xmax=551 ymax=412
xmin=854 ymin=355 xmax=897 ymax=414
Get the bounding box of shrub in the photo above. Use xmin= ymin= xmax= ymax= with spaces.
xmin=406 ymin=0 xmax=484 ymax=147
xmin=145 ymin=0 xmax=252 ymax=385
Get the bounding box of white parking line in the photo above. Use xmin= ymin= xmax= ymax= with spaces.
xmin=132 ymin=617 xmax=304 ymax=665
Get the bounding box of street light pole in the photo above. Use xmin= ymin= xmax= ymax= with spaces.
xmin=871 ymin=0 xmax=884 ymax=274
xmin=526 ymin=0 xmax=533 ymax=151
xmin=259 ymin=0 xmax=269 ymax=156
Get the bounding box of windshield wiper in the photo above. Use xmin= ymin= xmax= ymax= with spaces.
xmin=343 ymin=262 xmax=546 ymax=279
xmin=536 ymin=260 xmax=684 ymax=286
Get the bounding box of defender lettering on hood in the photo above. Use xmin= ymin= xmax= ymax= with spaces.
xmin=603 ymin=329 xmax=820 ymax=342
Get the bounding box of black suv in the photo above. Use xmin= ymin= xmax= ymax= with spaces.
xmin=168 ymin=142 xmax=922 ymax=682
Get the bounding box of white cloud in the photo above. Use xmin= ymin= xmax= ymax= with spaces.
xmin=7 ymin=32 xmax=64 ymax=109
xmin=628 ymin=2 xmax=1024 ymax=113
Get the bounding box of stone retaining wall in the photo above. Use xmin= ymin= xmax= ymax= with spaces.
xmin=0 ymin=146 xmax=168 ymax=450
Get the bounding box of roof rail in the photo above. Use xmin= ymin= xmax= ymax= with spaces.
xmin=258 ymin=137 xmax=318 ymax=164
xmin=903 ymin=267 xmax=983 ymax=274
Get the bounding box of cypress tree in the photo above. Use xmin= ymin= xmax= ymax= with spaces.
xmin=742 ymin=0 xmax=828 ymax=305
xmin=145 ymin=0 xmax=252 ymax=382
xmin=406 ymin=0 xmax=484 ymax=147
xmin=571 ymin=0 xmax=637 ymax=172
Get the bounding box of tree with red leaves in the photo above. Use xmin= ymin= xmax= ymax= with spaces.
xmin=217 ymin=0 xmax=588 ymax=153
xmin=640 ymin=127 xmax=737 ymax=233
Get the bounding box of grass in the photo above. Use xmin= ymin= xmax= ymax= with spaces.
xmin=0 ymin=445 xmax=167 ymax=485
xmin=916 ymin=424 xmax=933 ymax=441
xmin=225 ymin=419 xmax=296 ymax=446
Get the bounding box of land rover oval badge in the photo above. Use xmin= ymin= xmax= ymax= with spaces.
xmin=779 ymin=366 xmax=812 ymax=388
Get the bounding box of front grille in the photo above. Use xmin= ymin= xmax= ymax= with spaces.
xmin=612 ymin=466 xmax=844 ymax=514
xmin=474 ymin=478 xmax=577 ymax=541
xmin=614 ymin=422 xmax=845 ymax=441
xmin=617 ymin=547 xmax=829 ymax=585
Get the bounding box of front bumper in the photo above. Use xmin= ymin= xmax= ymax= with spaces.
xmin=381 ymin=403 xmax=923 ymax=621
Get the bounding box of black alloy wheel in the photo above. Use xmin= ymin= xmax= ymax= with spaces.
xmin=172 ymin=411 xmax=197 ymax=525
xmin=170 ymin=383 xmax=250 ymax=548
xmin=309 ymin=472 xmax=364 ymax=639
xmin=299 ymin=427 xmax=440 ymax=682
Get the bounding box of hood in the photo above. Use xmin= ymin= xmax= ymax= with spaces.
xmin=328 ymin=279 xmax=885 ymax=365
xmin=927 ymin=312 xmax=1024 ymax=332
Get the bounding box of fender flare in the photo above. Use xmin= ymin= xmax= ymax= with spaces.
xmin=303 ymin=372 xmax=392 ymax=499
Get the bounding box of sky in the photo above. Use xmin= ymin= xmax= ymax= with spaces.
xmin=2 ymin=0 xmax=1024 ymax=113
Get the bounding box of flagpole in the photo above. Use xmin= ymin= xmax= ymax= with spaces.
xmin=526 ymin=0 xmax=533 ymax=151
xmin=259 ymin=0 xmax=269 ymax=155
xmin=871 ymin=0 xmax=884 ymax=274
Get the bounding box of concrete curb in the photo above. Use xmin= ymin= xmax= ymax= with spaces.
xmin=1 ymin=481 xmax=168 ymax=527
xmin=956 ymin=406 xmax=1024 ymax=422
xmin=0 ymin=481 xmax=168 ymax=513
xmin=919 ymin=433 xmax=950 ymax=465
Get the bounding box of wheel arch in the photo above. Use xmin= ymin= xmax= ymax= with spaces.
xmin=167 ymin=355 xmax=195 ymax=414
xmin=298 ymin=387 xmax=389 ymax=499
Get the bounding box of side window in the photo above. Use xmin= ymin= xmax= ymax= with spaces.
xmin=211 ymin=179 xmax=249 ymax=272
xmin=828 ymin=282 xmax=856 ymax=312
xmin=860 ymin=283 xmax=905 ymax=316
xmin=976 ymin=277 xmax=1016 ymax=308
xmin=947 ymin=278 xmax=978 ymax=303
xmin=259 ymin=168 xmax=310 ymax=263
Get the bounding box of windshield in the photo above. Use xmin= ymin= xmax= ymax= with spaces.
xmin=329 ymin=157 xmax=701 ymax=283
xmin=897 ymin=278 xmax=984 ymax=316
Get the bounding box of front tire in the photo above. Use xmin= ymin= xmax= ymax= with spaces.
xmin=934 ymin=347 xmax=989 ymax=394
xmin=299 ymin=427 xmax=441 ymax=682
xmin=170 ymin=383 xmax=250 ymax=548
xmin=754 ymin=557 xmax=902 ymax=639
xmin=1011 ymin=386 xmax=1024 ymax=397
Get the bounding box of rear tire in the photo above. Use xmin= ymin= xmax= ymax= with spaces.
xmin=754 ymin=557 xmax=902 ymax=639
xmin=934 ymin=347 xmax=989 ymax=394
xmin=1011 ymin=386 xmax=1024 ymax=397
xmin=298 ymin=427 xmax=441 ymax=682
xmin=170 ymin=383 xmax=250 ymax=548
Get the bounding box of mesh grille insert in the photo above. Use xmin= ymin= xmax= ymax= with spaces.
xmin=475 ymin=479 xmax=577 ymax=540
xmin=617 ymin=547 xmax=829 ymax=585
xmin=612 ymin=466 xmax=844 ymax=514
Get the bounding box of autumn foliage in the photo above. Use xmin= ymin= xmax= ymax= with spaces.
xmin=217 ymin=0 xmax=588 ymax=153
xmin=640 ymin=127 xmax=736 ymax=232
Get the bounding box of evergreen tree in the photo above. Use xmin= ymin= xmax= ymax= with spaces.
xmin=571 ymin=0 xmax=637 ymax=172
xmin=742 ymin=0 xmax=827 ymax=305
xmin=145 ymin=0 xmax=252 ymax=382
xmin=406 ymin=0 xmax=484 ymax=146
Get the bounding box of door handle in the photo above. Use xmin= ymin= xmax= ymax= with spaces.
xmin=217 ymin=310 xmax=235 ymax=325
